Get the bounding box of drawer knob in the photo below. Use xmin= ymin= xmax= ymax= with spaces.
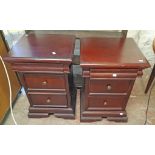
xmin=103 ymin=101 xmax=107 ymax=105
xmin=112 ymin=73 xmax=117 ymax=77
xmin=120 ymin=112 xmax=124 ymax=116
xmin=42 ymin=81 xmax=48 ymax=85
xmin=107 ymin=84 xmax=112 ymax=90
xmin=46 ymin=98 xmax=51 ymax=103
xmin=51 ymin=51 xmax=56 ymax=55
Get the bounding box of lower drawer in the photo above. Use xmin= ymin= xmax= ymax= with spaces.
xmin=28 ymin=92 xmax=68 ymax=108
xmin=87 ymin=95 xmax=127 ymax=111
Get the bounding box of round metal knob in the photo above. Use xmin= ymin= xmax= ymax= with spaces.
xmin=46 ymin=98 xmax=51 ymax=103
xmin=42 ymin=81 xmax=47 ymax=85
xmin=112 ymin=73 xmax=117 ymax=77
xmin=107 ymin=84 xmax=112 ymax=91
xmin=120 ymin=112 xmax=124 ymax=116
xmin=103 ymin=101 xmax=107 ymax=105
xmin=51 ymin=51 xmax=56 ymax=55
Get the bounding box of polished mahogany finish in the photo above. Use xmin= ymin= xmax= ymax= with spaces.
xmin=24 ymin=73 xmax=66 ymax=90
xmin=4 ymin=34 xmax=76 ymax=119
xmin=81 ymin=38 xmax=149 ymax=69
xmin=80 ymin=38 xmax=150 ymax=122
xmin=27 ymin=92 xmax=68 ymax=107
xmin=6 ymin=34 xmax=75 ymax=64
xmin=87 ymin=95 xmax=126 ymax=110
xmin=89 ymin=79 xmax=132 ymax=94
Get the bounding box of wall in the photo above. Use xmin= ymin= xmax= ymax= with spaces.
xmin=128 ymin=30 xmax=155 ymax=67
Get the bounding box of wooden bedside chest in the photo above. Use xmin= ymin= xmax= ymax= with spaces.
xmin=4 ymin=34 xmax=76 ymax=119
xmin=80 ymin=38 xmax=150 ymax=122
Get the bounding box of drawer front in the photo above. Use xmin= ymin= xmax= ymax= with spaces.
xmin=90 ymin=69 xmax=138 ymax=78
xmin=89 ymin=79 xmax=131 ymax=94
xmin=24 ymin=73 xmax=66 ymax=90
xmin=87 ymin=95 xmax=126 ymax=110
xmin=12 ymin=63 xmax=64 ymax=73
xmin=28 ymin=92 xmax=68 ymax=108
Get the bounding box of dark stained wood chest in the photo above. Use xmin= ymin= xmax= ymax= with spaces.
xmin=4 ymin=34 xmax=76 ymax=119
xmin=80 ymin=38 xmax=150 ymax=122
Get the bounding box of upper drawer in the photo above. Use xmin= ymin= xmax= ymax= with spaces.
xmin=89 ymin=79 xmax=133 ymax=94
xmin=11 ymin=63 xmax=66 ymax=73
xmin=90 ymin=69 xmax=139 ymax=78
xmin=24 ymin=73 xmax=66 ymax=90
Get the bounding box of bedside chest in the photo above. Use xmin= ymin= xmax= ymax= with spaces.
xmin=80 ymin=38 xmax=150 ymax=122
xmin=4 ymin=34 xmax=76 ymax=119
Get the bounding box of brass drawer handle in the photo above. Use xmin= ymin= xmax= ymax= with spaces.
xmin=46 ymin=98 xmax=51 ymax=103
xmin=103 ymin=101 xmax=107 ymax=106
xmin=107 ymin=84 xmax=112 ymax=91
xmin=42 ymin=81 xmax=48 ymax=85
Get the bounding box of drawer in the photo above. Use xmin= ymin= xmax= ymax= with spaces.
xmin=24 ymin=73 xmax=66 ymax=90
xmin=28 ymin=92 xmax=68 ymax=108
xmin=89 ymin=79 xmax=132 ymax=94
xmin=87 ymin=95 xmax=126 ymax=111
xmin=90 ymin=69 xmax=138 ymax=78
xmin=11 ymin=63 xmax=64 ymax=73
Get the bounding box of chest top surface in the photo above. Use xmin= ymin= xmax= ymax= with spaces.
xmin=4 ymin=34 xmax=75 ymax=64
xmin=80 ymin=38 xmax=150 ymax=69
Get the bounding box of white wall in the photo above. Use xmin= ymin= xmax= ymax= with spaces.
xmin=128 ymin=30 xmax=155 ymax=67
